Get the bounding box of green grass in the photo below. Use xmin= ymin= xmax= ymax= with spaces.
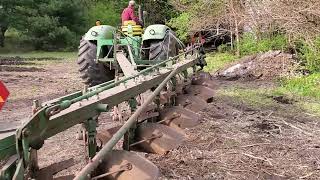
xmin=204 ymin=52 xmax=237 ymax=72
xmin=0 ymin=51 xmax=77 ymax=60
xmin=205 ymin=41 xmax=320 ymax=116
xmin=218 ymin=85 xmax=320 ymax=116
xmin=217 ymin=87 xmax=276 ymax=108
xmin=300 ymin=102 xmax=320 ymax=116
xmin=0 ymin=30 xmax=77 ymax=60
xmin=277 ymin=73 xmax=320 ymax=99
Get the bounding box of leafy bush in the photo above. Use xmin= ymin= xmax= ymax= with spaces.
xmin=237 ymin=33 xmax=288 ymax=56
xmin=217 ymin=44 xmax=232 ymax=53
xmin=297 ymin=37 xmax=320 ymax=72
xmin=87 ymin=1 xmax=126 ymax=28
xmin=25 ymin=16 xmax=76 ymax=51
xmin=167 ymin=13 xmax=190 ymax=42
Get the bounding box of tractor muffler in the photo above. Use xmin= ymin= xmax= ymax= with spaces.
xmin=185 ymin=85 xmax=215 ymax=103
xmin=175 ymin=94 xmax=208 ymax=113
xmin=95 ymin=150 xmax=159 ymax=180
xmin=159 ymin=106 xmax=201 ymax=130
xmin=132 ymin=123 xmax=185 ymax=155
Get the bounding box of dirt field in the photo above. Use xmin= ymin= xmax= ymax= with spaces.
xmin=1 ymin=56 xmax=319 ymax=179
xmin=153 ymin=80 xmax=320 ymax=179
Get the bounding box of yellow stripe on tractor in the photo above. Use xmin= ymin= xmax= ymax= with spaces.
xmin=122 ymin=20 xmax=143 ymax=36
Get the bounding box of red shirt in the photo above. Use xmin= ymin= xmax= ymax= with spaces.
xmin=121 ymin=6 xmax=139 ymax=24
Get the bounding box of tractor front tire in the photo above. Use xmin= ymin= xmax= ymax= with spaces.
xmin=77 ymin=39 xmax=114 ymax=87
xmin=149 ymin=30 xmax=179 ymax=61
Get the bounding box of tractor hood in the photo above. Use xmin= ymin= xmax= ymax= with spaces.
xmin=84 ymin=25 xmax=116 ymax=41
xmin=142 ymin=24 xmax=170 ymax=41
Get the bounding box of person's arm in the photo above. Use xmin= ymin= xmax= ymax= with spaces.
xmin=129 ymin=8 xmax=139 ymax=23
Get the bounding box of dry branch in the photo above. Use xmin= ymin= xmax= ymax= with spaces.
xmin=242 ymin=153 xmax=273 ymax=166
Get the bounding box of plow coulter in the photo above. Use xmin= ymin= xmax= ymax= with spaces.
xmin=0 ymin=23 xmax=216 ymax=180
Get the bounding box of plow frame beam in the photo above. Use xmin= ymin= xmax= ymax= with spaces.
xmin=0 ymin=47 xmax=202 ymax=180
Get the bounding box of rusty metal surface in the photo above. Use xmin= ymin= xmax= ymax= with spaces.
xmin=192 ymin=72 xmax=216 ymax=89
xmin=159 ymin=91 xmax=176 ymax=105
xmin=96 ymin=126 xmax=122 ymax=146
xmin=138 ymin=112 xmax=159 ymax=122
xmin=54 ymin=175 xmax=75 ymax=180
xmin=134 ymin=123 xmax=185 ymax=155
xmin=97 ymin=150 xmax=159 ymax=180
xmin=185 ymin=85 xmax=215 ymax=103
xmin=138 ymin=103 xmax=159 ymax=122
xmin=159 ymin=106 xmax=201 ymax=130
xmin=175 ymin=94 xmax=208 ymax=113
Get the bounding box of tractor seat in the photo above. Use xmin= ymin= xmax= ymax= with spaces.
xmin=121 ymin=20 xmax=143 ymax=36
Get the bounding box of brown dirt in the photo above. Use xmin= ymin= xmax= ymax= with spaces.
xmin=216 ymin=51 xmax=298 ymax=81
xmin=149 ymin=82 xmax=320 ymax=179
xmin=1 ymin=57 xmax=319 ymax=179
xmin=0 ymin=57 xmax=82 ymax=124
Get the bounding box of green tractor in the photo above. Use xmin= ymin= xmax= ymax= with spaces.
xmin=77 ymin=16 xmax=181 ymax=86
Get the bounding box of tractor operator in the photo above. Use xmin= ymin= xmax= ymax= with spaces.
xmin=95 ymin=20 xmax=102 ymax=26
xmin=121 ymin=0 xmax=141 ymax=25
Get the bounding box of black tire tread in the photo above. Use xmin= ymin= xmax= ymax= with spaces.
xmin=77 ymin=39 xmax=114 ymax=86
xmin=149 ymin=30 xmax=179 ymax=61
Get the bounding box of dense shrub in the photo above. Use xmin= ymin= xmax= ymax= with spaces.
xmin=25 ymin=16 xmax=76 ymax=51
xmin=217 ymin=44 xmax=232 ymax=53
xmin=237 ymin=33 xmax=288 ymax=56
xmin=297 ymin=37 xmax=320 ymax=72
xmin=167 ymin=13 xmax=190 ymax=42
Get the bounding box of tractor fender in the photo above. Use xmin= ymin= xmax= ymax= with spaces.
xmin=142 ymin=24 xmax=171 ymax=41
xmin=83 ymin=25 xmax=116 ymax=41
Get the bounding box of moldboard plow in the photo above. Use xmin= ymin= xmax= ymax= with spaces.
xmin=0 ymin=22 xmax=215 ymax=180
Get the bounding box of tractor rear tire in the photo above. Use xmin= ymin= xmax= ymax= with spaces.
xmin=149 ymin=30 xmax=179 ymax=61
xmin=77 ymin=39 xmax=114 ymax=87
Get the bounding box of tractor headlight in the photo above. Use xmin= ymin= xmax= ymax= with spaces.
xmin=149 ymin=29 xmax=156 ymax=35
xmin=91 ymin=31 xmax=98 ymax=37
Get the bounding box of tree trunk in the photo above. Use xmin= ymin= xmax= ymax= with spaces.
xmin=0 ymin=26 xmax=8 ymax=47
xmin=235 ymin=20 xmax=240 ymax=57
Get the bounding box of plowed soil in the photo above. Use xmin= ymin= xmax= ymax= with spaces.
xmin=1 ymin=56 xmax=319 ymax=179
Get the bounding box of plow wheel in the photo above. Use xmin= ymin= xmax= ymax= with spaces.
xmin=77 ymin=38 xmax=115 ymax=86
xmin=95 ymin=150 xmax=159 ymax=180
